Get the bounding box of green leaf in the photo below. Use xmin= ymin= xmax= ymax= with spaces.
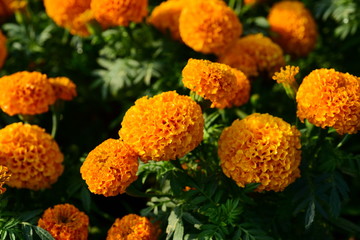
xmin=33 ymin=226 xmax=55 ymax=240
xmin=166 ymin=208 xmax=184 ymax=240
xmin=305 ymin=201 xmax=316 ymax=229
xmin=80 ymin=186 xmax=91 ymax=213
xmin=22 ymin=224 xmax=33 ymax=240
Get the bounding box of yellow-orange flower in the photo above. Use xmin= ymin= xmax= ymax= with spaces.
xmin=48 ymin=77 xmax=77 ymax=101
xmin=147 ymin=0 xmax=185 ymax=41
xmin=0 ymin=122 xmax=64 ymax=190
xmin=43 ymin=0 xmax=93 ymax=37
xmin=0 ymin=31 xmax=7 ymax=69
xmin=179 ymin=0 xmax=242 ymax=55
xmin=0 ymin=165 xmax=10 ymax=194
xmin=296 ymin=69 xmax=360 ymax=135
xmin=119 ymin=91 xmax=204 ymax=162
xmin=268 ymin=0 xmax=317 ymax=57
xmin=106 ymin=214 xmax=160 ymax=240
xmin=218 ymin=33 xmax=285 ymax=78
xmin=91 ymin=0 xmax=148 ymax=27
xmin=228 ymin=68 xmax=251 ymax=107
xmin=0 ymin=71 xmax=56 ymax=116
xmin=218 ymin=113 xmax=301 ymax=192
xmin=0 ymin=0 xmax=26 ymax=20
xmin=38 ymin=204 xmax=89 ymax=240
xmin=80 ymin=139 xmax=139 ymax=197
xmin=273 ymin=65 xmax=299 ymax=85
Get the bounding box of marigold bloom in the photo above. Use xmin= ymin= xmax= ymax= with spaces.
xmin=0 ymin=123 xmax=64 ymax=190
xmin=80 ymin=139 xmax=139 ymax=197
xmin=179 ymin=0 xmax=242 ymax=55
xmin=218 ymin=113 xmax=301 ymax=192
xmin=147 ymin=0 xmax=185 ymax=41
xmin=268 ymin=0 xmax=317 ymax=57
xmin=0 ymin=31 xmax=7 ymax=69
xmin=119 ymin=91 xmax=204 ymax=162
xmin=228 ymin=68 xmax=251 ymax=107
xmin=0 ymin=0 xmax=26 ymax=20
xmin=0 ymin=165 xmax=10 ymax=194
xmin=48 ymin=77 xmax=77 ymax=101
xmin=91 ymin=0 xmax=148 ymax=27
xmin=244 ymin=0 xmax=267 ymax=5
xmin=106 ymin=214 xmax=160 ymax=240
xmin=296 ymin=69 xmax=360 ymax=135
xmin=218 ymin=33 xmax=285 ymax=78
xmin=38 ymin=204 xmax=89 ymax=240
xmin=273 ymin=65 xmax=299 ymax=98
xmin=0 ymin=71 xmax=56 ymax=116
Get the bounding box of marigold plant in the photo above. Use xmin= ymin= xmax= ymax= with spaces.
xmin=91 ymin=0 xmax=148 ymax=27
xmin=119 ymin=91 xmax=204 ymax=162
xmin=0 ymin=71 xmax=56 ymax=116
xmin=38 ymin=204 xmax=89 ymax=240
xmin=0 ymin=165 xmax=10 ymax=194
xmin=218 ymin=113 xmax=301 ymax=192
xmin=48 ymin=77 xmax=77 ymax=101
xmin=80 ymin=138 xmax=139 ymax=197
xmin=179 ymin=0 xmax=242 ymax=55
xmin=0 ymin=31 xmax=7 ymax=69
xmin=296 ymin=68 xmax=360 ymax=135
xmin=0 ymin=122 xmax=64 ymax=190
xmin=106 ymin=214 xmax=160 ymax=240
xmin=268 ymin=0 xmax=317 ymax=57
xmin=273 ymin=65 xmax=300 ymax=98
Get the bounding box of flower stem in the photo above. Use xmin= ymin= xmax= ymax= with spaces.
xmin=51 ymin=105 xmax=58 ymax=138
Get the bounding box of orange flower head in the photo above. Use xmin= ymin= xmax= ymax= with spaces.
xmin=91 ymin=0 xmax=148 ymax=27
xmin=49 ymin=77 xmax=77 ymax=101
xmin=0 ymin=165 xmax=11 ymax=194
xmin=80 ymin=139 xmax=139 ymax=197
xmin=0 ymin=122 xmax=64 ymax=190
xmin=296 ymin=69 xmax=360 ymax=135
xmin=0 ymin=31 xmax=7 ymax=69
xmin=218 ymin=113 xmax=301 ymax=192
xmin=218 ymin=33 xmax=285 ymax=78
xmin=38 ymin=204 xmax=89 ymax=240
xmin=244 ymin=0 xmax=267 ymax=5
xmin=268 ymin=0 xmax=317 ymax=57
xmin=0 ymin=71 xmax=56 ymax=116
xmin=273 ymin=65 xmax=299 ymax=85
xmin=182 ymin=58 xmax=239 ymax=108
xmin=43 ymin=0 xmax=93 ymax=37
xmin=106 ymin=214 xmax=161 ymax=240
xmin=0 ymin=0 xmax=25 ymax=20
xmin=119 ymin=91 xmax=204 ymax=162
xmin=179 ymin=0 xmax=242 ymax=55
xmin=147 ymin=0 xmax=186 ymax=41
xmin=227 ymin=68 xmax=251 ymax=107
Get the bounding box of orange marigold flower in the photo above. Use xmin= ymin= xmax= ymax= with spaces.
xmin=38 ymin=204 xmax=89 ymax=240
xmin=0 ymin=165 xmax=11 ymax=194
xmin=43 ymin=0 xmax=93 ymax=37
xmin=91 ymin=0 xmax=148 ymax=27
xmin=244 ymin=0 xmax=267 ymax=5
xmin=48 ymin=77 xmax=77 ymax=101
xmin=106 ymin=214 xmax=160 ymax=240
xmin=179 ymin=0 xmax=242 ymax=55
xmin=273 ymin=65 xmax=299 ymax=98
xmin=119 ymin=91 xmax=204 ymax=162
xmin=0 ymin=122 xmax=64 ymax=190
xmin=0 ymin=71 xmax=56 ymax=116
xmin=296 ymin=69 xmax=360 ymax=135
xmin=228 ymin=68 xmax=251 ymax=107
xmin=80 ymin=139 xmax=139 ymax=197
xmin=268 ymin=0 xmax=317 ymax=57
xmin=0 ymin=31 xmax=7 ymax=69
xmin=218 ymin=33 xmax=285 ymax=78
xmin=0 ymin=0 xmax=25 ymax=20
xmin=147 ymin=0 xmax=185 ymax=41
xmin=218 ymin=113 xmax=301 ymax=192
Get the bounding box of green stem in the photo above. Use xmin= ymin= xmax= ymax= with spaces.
xmin=51 ymin=106 xmax=58 ymax=138
xmin=336 ymin=134 xmax=351 ymax=148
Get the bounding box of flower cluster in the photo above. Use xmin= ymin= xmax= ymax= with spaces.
xmin=106 ymin=214 xmax=161 ymax=240
xmin=218 ymin=113 xmax=301 ymax=192
xmin=48 ymin=77 xmax=77 ymax=101
xmin=296 ymin=68 xmax=360 ymax=135
xmin=268 ymin=0 xmax=317 ymax=57
xmin=38 ymin=204 xmax=89 ymax=240
xmin=0 ymin=122 xmax=64 ymax=190
xmin=218 ymin=33 xmax=285 ymax=78
xmin=178 ymin=0 xmax=242 ymax=55
xmin=80 ymin=138 xmax=139 ymax=197
xmin=119 ymin=91 xmax=204 ymax=162
xmin=0 ymin=31 xmax=7 ymax=68
xmin=0 ymin=165 xmax=10 ymax=194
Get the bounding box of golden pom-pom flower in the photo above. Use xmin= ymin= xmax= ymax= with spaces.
xmin=0 ymin=71 xmax=56 ymax=116
xmin=106 ymin=214 xmax=160 ymax=240
xmin=119 ymin=91 xmax=204 ymax=162
xmin=0 ymin=122 xmax=64 ymax=190
xmin=218 ymin=113 xmax=301 ymax=192
xmin=296 ymin=69 xmax=360 ymax=135
xmin=49 ymin=77 xmax=77 ymax=101
xmin=227 ymin=68 xmax=251 ymax=107
xmin=218 ymin=33 xmax=285 ymax=78
xmin=91 ymin=0 xmax=148 ymax=27
xmin=38 ymin=204 xmax=89 ymax=240
xmin=0 ymin=165 xmax=10 ymax=194
xmin=179 ymin=0 xmax=242 ymax=55
xmin=80 ymin=139 xmax=139 ymax=197
xmin=147 ymin=0 xmax=185 ymax=41
xmin=0 ymin=31 xmax=7 ymax=69
xmin=268 ymin=0 xmax=317 ymax=57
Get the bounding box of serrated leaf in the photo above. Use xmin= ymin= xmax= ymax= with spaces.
xmin=33 ymin=226 xmax=55 ymax=240
xmin=166 ymin=208 xmax=183 ymax=240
